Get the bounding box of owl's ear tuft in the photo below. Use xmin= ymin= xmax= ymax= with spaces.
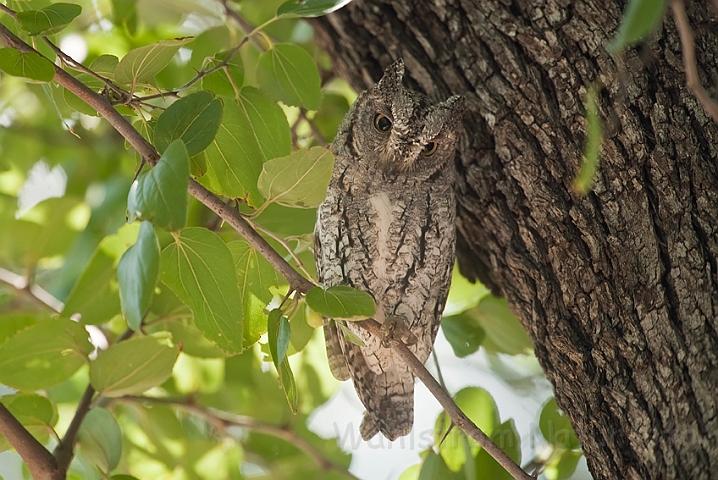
xmin=375 ymin=58 xmax=405 ymax=97
xmin=439 ymin=94 xmax=466 ymax=129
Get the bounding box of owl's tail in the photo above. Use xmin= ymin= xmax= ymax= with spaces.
xmin=357 ymin=370 xmax=415 ymax=441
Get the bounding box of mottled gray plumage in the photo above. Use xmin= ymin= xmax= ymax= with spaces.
xmin=314 ymin=59 xmax=464 ymax=441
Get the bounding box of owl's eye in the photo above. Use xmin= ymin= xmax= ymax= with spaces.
xmin=374 ymin=113 xmax=392 ymax=132
xmin=421 ymin=141 xmax=438 ymax=156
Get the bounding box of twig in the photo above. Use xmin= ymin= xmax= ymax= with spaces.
xmin=0 ymin=267 xmax=64 ymax=312
xmin=299 ymin=108 xmax=328 ymax=146
xmin=0 ymin=404 xmax=61 ymax=480
xmin=247 ymin=217 xmax=314 ymax=280
xmin=671 ymin=0 xmax=718 ymax=123
xmin=358 ymin=319 xmax=533 ymax=480
xmin=53 ymin=386 xmax=95 ymax=473
xmin=118 ymin=395 xmax=359 ymax=480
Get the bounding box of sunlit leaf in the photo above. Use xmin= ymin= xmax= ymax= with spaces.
xmin=17 ymin=3 xmax=82 ymax=36
xmin=202 ymin=87 xmax=291 ymax=206
xmin=607 ymin=0 xmax=667 ymax=53
xmin=544 ymin=450 xmax=584 ymax=480
xmin=256 ymin=44 xmax=322 ymax=109
xmin=111 ymin=0 xmax=138 ymax=34
xmin=0 ymin=49 xmax=54 ymax=82
xmin=0 ymin=319 xmax=92 ymax=390
xmin=160 ymin=228 xmax=244 ymax=353
xmin=228 ymin=239 xmax=285 ymax=304
xmin=257 ymin=146 xmax=334 ymax=209
xmin=90 ymin=334 xmax=179 ymax=397
xmin=0 ymin=393 xmax=57 ymax=428
xmin=473 ymin=296 xmax=532 ymax=355
xmin=117 ymin=221 xmax=160 ymax=330
xmin=306 ymin=285 xmax=375 ymax=321
xmin=417 ymin=451 xmax=461 ymax=480
xmin=474 ymin=419 xmax=522 ymax=480
xmin=127 ymin=139 xmax=189 ymax=231
xmin=77 ymin=408 xmax=122 ymax=472
xmin=202 ymin=51 xmax=244 ymax=97
xmin=276 ymin=0 xmax=353 ymax=18
xmin=115 ymin=37 xmax=193 ymax=86
xmin=154 ymin=91 xmax=223 ymax=156
xmin=89 ymin=55 xmax=119 ymax=78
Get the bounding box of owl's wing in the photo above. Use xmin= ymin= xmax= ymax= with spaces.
xmin=323 ymin=319 xmax=350 ymax=381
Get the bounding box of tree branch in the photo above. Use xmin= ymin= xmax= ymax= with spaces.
xmin=0 ymin=404 xmax=61 ymax=480
xmin=52 ymin=386 xmax=95 ymax=473
xmin=358 ymin=319 xmax=534 ymax=480
xmin=118 ymin=395 xmax=359 ymax=480
xmin=671 ymin=0 xmax=718 ymax=123
xmin=0 ymin=267 xmax=64 ymax=313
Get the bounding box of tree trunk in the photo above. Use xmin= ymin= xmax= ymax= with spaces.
xmin=312 ymin=1 xmax=718 ymax=478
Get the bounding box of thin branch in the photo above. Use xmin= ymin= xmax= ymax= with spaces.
xmin=0 ymin=404 xmax=62 ymax=480
xmin=53 ymin=386 xmax=95 ymax=473
xmin=247 ymin=217 xmax=314 ymax=280
xmin=671 ymin=0 xmax=718 ymax=123
xmin=299 ymin=108 xmax=328 ymax=146
xmin=358 ymin=319 xmax=534 ymax=480
xmin=119 ymin=396 xmax=359 ymax=480
xmin=0 ymin=267 xmax=64 ymax=312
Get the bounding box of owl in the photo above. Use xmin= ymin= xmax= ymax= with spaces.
xmin=314 ymin=58 xmax=464 ymax=441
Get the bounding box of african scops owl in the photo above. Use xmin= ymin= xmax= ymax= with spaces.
xmin=315 ymin=59 xmax=464 ymax=440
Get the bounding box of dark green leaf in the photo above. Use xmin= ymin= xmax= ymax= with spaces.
xmin=17 ymin=3 xmax=82 ymax=36
xmin=312 ymin=94 xmax=350 ymax=142
xmin=417 ymin=451 xmax=462 ymax=480
xmin=474 ymin=419 xmax=522 ymax=480
xmin=127 ymin=139 xmax=189 ymax=231
xmin=306 ymin=285 xmax=375 ymax=321
xmin=201 ymin=87 xmax=291 ymax=206
xmin=0 ymin=319 xmax=92 ymax=390
xmin=115 ymin=37 xmax=193 ymax=86
xmin=540 ymin=398 xmax=581 ymax=450
xmin=257 ymin=146 xmax=334 ymax=209
xmin=154 ymin=91 xmax=223 ymax=156
xmin=574 ymin=85 xmax=603 ymax=195
xmin=89 ymin=334 xmax=179 ymax=397
xmin=77 ymin=408 xmax=122 ymax=472
xmin=276 ymin=0 xmax=352 ymax=18
xmin=279 ymin=357 xmax=297 ymax=413
xmin=268 ymin=309 xmax=291 ymax=368
xmin=117 ymin=221 xmax=160 ymax=330
xmin=256 ymin=44 xmax=322 ymax=109
xmin=111 ymin=0 xmax=138 ymax=34
xmin=441 ymin=313 xmax=484 ymax=358
xmin=0 ymin=49 xmax=55 ymax=82
xmin=607 ymin=0 xmax=667 ymax=53
xmin=160 ymin=228 xmax=244 ymax=353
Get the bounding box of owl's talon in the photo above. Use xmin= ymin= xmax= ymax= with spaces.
xmin=381 ymin=315 xmax=417 ymax=347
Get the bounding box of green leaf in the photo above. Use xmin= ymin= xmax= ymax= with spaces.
xmin=0 ymin=49 xmax=55 ymax=82
xmin=145 ymin=319 xmax=225 ymax=358
xmin=268 ymin=309 xmax=291 ymax=369
xmin=77 ymin=408 xmax=122 ymax=473
xmin=0 ymin=393 xmax=58 ymax=428
xmin=544 ymin=450 xmax=583 ymax=480
xmin=441 ymin=313 xmax=484 ymax=358
xmin=64 ymin=73 xmax=104 ymax=116
xmin=574 ymin=85 xmax=603 ymax=195
xmin=127 ymin=139 xmax=189 ymax=231
xmin=117 ymin=221 xmax=160 ymax=330
xmin=435 ymin=387 xmax=499 ymax=470
xmin=474 ymin=419 xmax=522 ymax=480
xmin=306 ymin=285 xmax=375 ymax=321
xmin=228 ymin=240 xmax=285 ymax=304
xmin=154 ymin=91 xmax=223 ymax=156
xmin=417 ymin=451 xmax=462 ymax=480
xmin=201 ymin=87 xmax=291 ymax=206
xmin=336 ymin=319 xmax=365 ymax=346
xmin=62 ymin=224 xmax=140 ymax=325
xmin=279 ymin=357 xmax=298 ymax=413
xmin=89 ymin=334 xmax=179 ymax=397
xmin=89 ymin=55 xmax=120 ymax=79
xmin=607 ymin=0 xmax=667 ymax=53
xmin=256 ymin=44 xmax=322 ymax=109
xmin=111 ymin=0 xmax=138 ymax=34
xmin=276 ymin=0 xmax=352 ymax=18
xmin=201 ymin=51 xmax=244 ymax=97
xmin=0 ymin=312 xmax=43 ymax=344
xmin=160 ymin=228 xmax=244 ymax=353
xmin=257 ymin=146 xmax=334 ymax=209
xmin=115 ymin=37 xmax=193 ymax=86
xmin=0 ymin=319 xmax=92 ymax=390
xmin=473 ymin=296 xmax=532 ymax=355
xmin=17 ymin=3 xmax=82 ymax=36
xmin=540 ymin=398 xmax=581 ymax=450
xmin=312 ymin=93 xmax=350 ymax=142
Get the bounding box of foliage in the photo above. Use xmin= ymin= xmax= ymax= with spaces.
xmin=0 ymin=0 xmax=589 ymax=478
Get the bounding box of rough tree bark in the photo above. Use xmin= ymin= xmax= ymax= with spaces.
xmin=312 ymin=1 xmax=718 ymax=478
